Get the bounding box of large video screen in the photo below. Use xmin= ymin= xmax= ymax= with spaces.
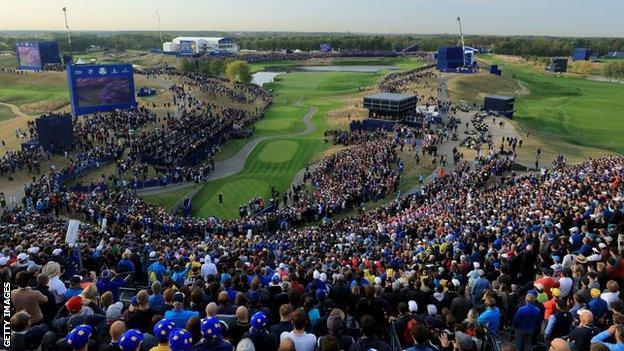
xmin=75 ymin=77 xmax=132 ymax=107
xmin=67 ymin=64 xmax=137 ymax=115
xmin=17 ymin=43 xmax=42 ymax=69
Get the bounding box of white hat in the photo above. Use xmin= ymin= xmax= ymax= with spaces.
xmin=17 ymin=253 xmax=28 ymax=261
xmin=473 ymin=262 xmax=480 ymax=269
xmin=599 ymin=243 xmax=607 ymax=249
xmin=149 ymin=251 xmax=157 ymax=259
xmin=427 ymin=304 xmax=438 ymax=315
xmin=52 ymin=248 xmax=63 ymax=256
xmin=319 ymin=273 xmax=327 ymax=283
xmin=27 ymin=247 xmax=40 ymax=255
xmin=408 ymin=300 xmax=418 ymax=312
xmin=0 ymin=257 xmax=8 ymax=266
xmin=460 ymin=255 xmax=466 ymax=261
xmin=313 ymin=270 xmax=320 ymax=280
xmin=279 ymin=263 xmax=285 ymax=269
xmin=374 ymin=277 xmax=382 ymax=285
xmin=452 ymin=279 xmax=461 ymax=287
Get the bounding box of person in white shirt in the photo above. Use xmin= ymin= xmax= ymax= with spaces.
xmin=558 ymin=268 xmax=574 ymax=299
xmin=601 ymin=280 xmax=621 ymax=309
xmin=280 ymin=309 xmax=316 ymax=351
xmin=42 ymin=261 xmax=67 ymax=304
xmin=201 ymin=255 xmax=218 ymax=280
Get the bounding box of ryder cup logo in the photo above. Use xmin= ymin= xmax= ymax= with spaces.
xmin=98 ymin=67 xmax=108 ymax=75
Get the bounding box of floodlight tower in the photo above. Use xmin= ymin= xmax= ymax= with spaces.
xmin=156 ymin=11 xmax=163 ymax=44
xmin=62 ymin=7 xmax=72 ymax=54
xmin=457 ymin=16 xmax=465 ymax=49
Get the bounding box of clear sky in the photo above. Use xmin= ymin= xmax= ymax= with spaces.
xmin=0 ymin=0 xmax=622 ymax=37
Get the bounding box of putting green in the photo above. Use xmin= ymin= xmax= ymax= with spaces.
xmin=258 ymin=140 xmax=300 ymax=163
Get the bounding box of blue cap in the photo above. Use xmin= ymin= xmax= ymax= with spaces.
xmin=154 ymin=319 xmax=176 ymax=342
xmin=119 ymin=329 xmax=144 ymax=351
xmin=168 ymin=328 xmax=193 ymax=351
xmin=527 ymin=289 xmax=538 ymax=297
xmin=200 ymin=317 xmax=223 ymax=339
xmin=130 ymin=296 xmax=138 ymax=306
xmin=66 ymin=324 xmax=92 ymax=350
xmin=251 ymin=311 xmax=268 ymax=330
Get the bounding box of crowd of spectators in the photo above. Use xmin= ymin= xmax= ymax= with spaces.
xmin=377 ymin=65 xmax=436 ymax=93
xmin=0 ymin=147 xmax=44 ymax=179
xmin=3 ymin=54 xmax=624 ymax=351
xmin=2 ymin=138 xmax=624 ymax=351
xmin=237 ymin=50 xmax=400 ymax=64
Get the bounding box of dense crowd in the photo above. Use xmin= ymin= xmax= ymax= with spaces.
xmin=377 ymin=65 xmax=436 ymax=93
xmin=3 ymin=117 xmax=624 ymax=350
xmin=0 ymin=147 xmax=44 ymax=179
xmin=3 ymin=55 xmax=624 ymax=351
xmin=237 ymin=50 xmax=400 ymax=64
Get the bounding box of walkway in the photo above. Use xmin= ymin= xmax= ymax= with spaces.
xmin=137 ymin=106 xmax=318 ymax=195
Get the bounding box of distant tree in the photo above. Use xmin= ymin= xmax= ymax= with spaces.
xmin=604 ymin=61 xmax=624 ymax=80
xmin=180 ymin=58 xmax=195 ymax=72
xmin=211 ymin=59 xmax=226 ymax=76
xmin=225 ymin=60 xmax=252 ymax=83
xmin=572 ymin=60 xmax=592 ymax=77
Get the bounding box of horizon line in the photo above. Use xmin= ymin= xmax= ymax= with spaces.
xmin=0 ymin=29 xmax=622 ymax=39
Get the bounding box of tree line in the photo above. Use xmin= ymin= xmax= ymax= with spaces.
xmin=1 ymin=32 xmax=623 ymax=58
xmin=180 ymin=58 xmax=252 ymax=83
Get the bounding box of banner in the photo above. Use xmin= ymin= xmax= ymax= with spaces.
xmin=65 ymin=219 xmax=81 ymax=244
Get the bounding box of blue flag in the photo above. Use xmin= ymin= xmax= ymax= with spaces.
xmin=62 ymin=248 xmax=82 ymax=280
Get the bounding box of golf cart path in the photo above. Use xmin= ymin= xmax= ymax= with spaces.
xmin=0 ymin=102 xmax=30 ymax=119
xmin=137 ymin=106 xmax=318 ymax=196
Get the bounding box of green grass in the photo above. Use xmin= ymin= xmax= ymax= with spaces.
xmin=191 ymin=71 xmax=380 ymax=219
xmin=139 ymin=185 xmax=200 ymax=212
xmin=214 ymin=138 xmax=250 ymax=161
xmin=249 ymin=57 xmax=428 ymax=73
xmin=0 ymin=54 xmax=17 ymax=68
xmin=249 ymin=61 xmax=298 ymax=73
xmin=0 ymin=104 xmax=15 ymax=122
xmin=0 ymin=72 xmax=69 ymax=114
xmin=477 ymin=55 xmax=624 ymax=154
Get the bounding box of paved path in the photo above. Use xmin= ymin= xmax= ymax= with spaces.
xmin=137 ymin=106 xmax=318 ymax=195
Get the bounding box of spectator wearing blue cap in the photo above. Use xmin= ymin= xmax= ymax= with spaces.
xmin=119 ymin=329 xmax=143 ymax=351
xmin=242 ymin=311 xmax=276 ymax=351
xmin=151 ymin=319 xmax=176 ymax=351
xmin=513 ymin=292 xmax=543 ymax=351
xmin=65 ymin=324 xmax=93 ymax=351
xmin=169 ymin=328 xmax=194 ymax=351
xmin=192 ymin=316 xmax=233 ymax=351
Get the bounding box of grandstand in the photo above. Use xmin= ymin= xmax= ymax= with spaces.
xmin=163 ymin=37 xmax=239 ymax=55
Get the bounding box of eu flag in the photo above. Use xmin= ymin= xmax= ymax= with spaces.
xmin=63 ymin=248 xmax=82 ymax=279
